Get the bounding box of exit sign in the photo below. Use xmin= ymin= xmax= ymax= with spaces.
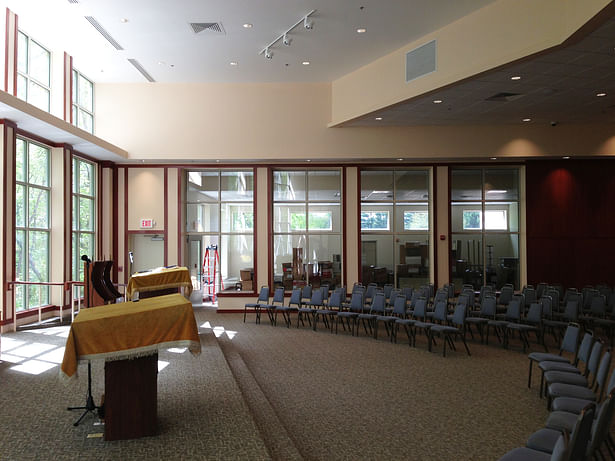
xmin=140 ymin=218 xmax=154 ymax=229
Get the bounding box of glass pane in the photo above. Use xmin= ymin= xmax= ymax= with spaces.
xmin=307 ymin=204 xmax=340 ymax=232
xmin=395 ymin=170 xmax=429 ymax=201
xmin=28 ymin=144 xmax=49 ymax=186
xmin=360 ymin=204 xmax=393 ymax=231
xmin=79 ymin=233 xmax=94 ymax=270
xmin=15 ymin=285 xmax=25 ymax=312
xmin=308 ymin=170 xmax=340 ymax=201
xmin=361 ymin=234 xmax=394 ymax=287
xmin=78 ymin=110 xmax=93 ymax=134
xmin=72 ymin=70 xmax=77 ymax=102
xmin=221 ymin=171 xmax=253 ymax=201
xmin=361 ymin=170 xmax=393 ymax=201
xmin=79 ymin=160 xmax=94 ymax=196
xmin=72 ymin=196 xmax=78 ymax=230
xmin=450 ymin=234 xmax=483 ymax=291
xmin=186 ymin=203 xmax=219 ymax=232
xmin=396 ymin=236 xmax=430 ymax=289
xmin=28 ymin=231 xmax=49 ymax=282
xmin=221 ymin=203 xmax=253 ymax=233
xmin=273 ymin=171 xmax=305 ymax=201
xmin=17 ymin=31 xmax=28 ymax=73
xmin=273 ymin=233 xmax=306 ymax=281
xmin=28 ymin=81 xmax=50 ymax=111
xmin=274 ymin=204 xmax=306 ymax=232
xmin=451 ymin=202 xmax=480 ymax=233
xmin=79 ymin=197 xmax=94 ymax=231
xmin=15 ymin=230 xmax=25 ymax=280
xmin=307 ymin=234 xmax=342 ymax=288
xmin=485 ymin=234 xmax=519 ymax=289
xmin=221 ymin=234 xmax=253 ymax=288
xmin=16 ymin=184 xmax=25 ymax=227
xmin=451 ymin=169 xmax=482 ymax=201
xmin=28 ymin=187 xmax=49 ymax=228
xmin=72 ymin=105 xmax=77 ymax=124
xmin=395 ymin=204 xmax=429 ymax=232
xmin=28 ymin=284 xmax=49 ymax=308
xmin=17 ymin=74 xmax=27 ymax=101
xmin=29 ymin=40 xmax=50 ymax=86
xmin=187 ymin=171 xmax=218 ymax=203
xmin=16 ymin=138 xmax=26 ymax=182
xmin=78 ymin=75 xmax=93 ymax=111
xmin=485 ymin=169 xmax=519 ymax=201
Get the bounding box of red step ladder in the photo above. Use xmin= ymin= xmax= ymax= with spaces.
xmin=202 ymin=245 xmax=223 ymax=301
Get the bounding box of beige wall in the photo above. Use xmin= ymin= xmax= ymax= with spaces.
xmin=96 ymin=82 xmax=615 ymax=163
xmin=127 ymin=169 xmax=165 ymax=231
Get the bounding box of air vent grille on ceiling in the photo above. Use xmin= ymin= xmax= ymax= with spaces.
xmin=127 ymin=58 xmax=156 ymax=82
xmin=189 ymin=22 xmax=225 ymax=34
xmin=485 ymin=92 xmax=524 ymax=102
xmin=406 ymin=40 xmax=436 ymax=83
xmin=84 ymin=16 xmax=124 ymax=50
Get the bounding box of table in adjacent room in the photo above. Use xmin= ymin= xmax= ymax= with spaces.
xmin=61 ymin=293 xmax=201 ymax=440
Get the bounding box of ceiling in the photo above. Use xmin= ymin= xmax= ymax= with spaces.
xmin=10 ymin=0 xmax=495 ymax=83
xmin=346 ymin=15 xmax=615 ymax=127
xmin=7 ymin=0 xmax=615 ymax=137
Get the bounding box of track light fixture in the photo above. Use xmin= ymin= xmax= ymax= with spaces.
xmin=259 ymin=9 xmax=316 ymax=59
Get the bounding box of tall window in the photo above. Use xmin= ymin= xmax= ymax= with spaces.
xmin=72 ymin=70 xmax=94 ymax=133
xmin=360 ymin=169 xmax=431 ymax=289
xmin=186 ymin=170 xmax=254 ymax=295
xmin=450 ymin=168 xmax=520 ymax=290
xmin=273 ymin=170 xmax=342 ymax=291
xmin=17 ymin=31 xmax=51 ymax=112
xmin=72 ymin=157 xmax=96 ymax=290
xmin=15 ymin=138 xmax=50 ymax=311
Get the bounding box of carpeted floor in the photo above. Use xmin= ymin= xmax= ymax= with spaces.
xmin=0 ymin=306 xmax=580 ymax=460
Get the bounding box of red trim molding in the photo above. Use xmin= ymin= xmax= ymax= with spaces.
xmin=163 ymin=167 xmax=168 ymax=266
xmin=342 ymin=167 xmax=347 ymax=288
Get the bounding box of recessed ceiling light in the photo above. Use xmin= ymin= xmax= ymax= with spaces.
xmin=120 ymin=18 xmax=129 ymax=23
xmin=433 ymin=99 xmax=443 ymax=104
xmin=302 ymin=61 xmax=310 ymax=65
xmin=243 ymin=23 xmax=253 ymax=28
xmin=487 ymin=189 xmax=507 ymax=194
xmin=511 ymin=76 xmax=521 ymax=80
xmin=158 ymin=61 xmax=165 ymax=65
xmin=375 ymin=117 xmax=383 ymax=121
xmin=357 ymin=28 xmax=366 ymax=33
xmin=216 ymin=159 xmax=220 ymax=163
xmin=522 ymin=118 xmax=531 ymax=122
xmin=596 ymin=92 xmax=607 ymax=97
xmin=490 ymin=157 xmax=497 ymax=160
xmin=563 ymin=156 xmax=570 ymax=159
xmin=230 ymin=61 xmax=238 ymax=66
xmin=306 ymin=159 xmax=311 ymax=162
xmin=397 ymin=158 xmax=404 ymax=161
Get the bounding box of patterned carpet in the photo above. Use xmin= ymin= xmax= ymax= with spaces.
xmin=0 ymin=306 xmax=569 ymax=460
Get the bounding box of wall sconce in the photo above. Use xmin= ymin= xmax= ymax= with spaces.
xmin=259 ymin=9 xmax=316 ymax=59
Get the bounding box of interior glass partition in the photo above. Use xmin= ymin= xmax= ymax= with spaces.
xmin=450 ymin=168 xmax=520 ymax=291
xmin=360 ymin=168 xmax=431 ymax=289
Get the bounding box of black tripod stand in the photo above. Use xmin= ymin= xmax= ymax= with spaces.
xmin=67 ymin=255 xmax=102 ymax=427
xmin=67 ymin=361 xmax=102 ymax=426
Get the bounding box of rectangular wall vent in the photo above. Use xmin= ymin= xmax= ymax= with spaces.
xmin=67 ymin=0 xmax=80 ymax=4
xmin=127 ymin=58 xmax=156 ymax=82
xmin=406 ymin=40 xmax=436 ymax=83
xmin=84 ymin=16 xmax=124 ymax=50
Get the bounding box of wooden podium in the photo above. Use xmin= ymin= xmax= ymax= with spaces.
xmin=104 ymin=354 xmax=158 ymax=440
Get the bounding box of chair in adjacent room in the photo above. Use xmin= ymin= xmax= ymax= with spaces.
xmin=243 ymin=286 xmax=270 ymax=324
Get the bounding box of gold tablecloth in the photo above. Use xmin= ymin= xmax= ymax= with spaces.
xmin=126 ymin=266 xmax=193 ymax=299
xmin=61 ymin=294 xmax=201 ymax=379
